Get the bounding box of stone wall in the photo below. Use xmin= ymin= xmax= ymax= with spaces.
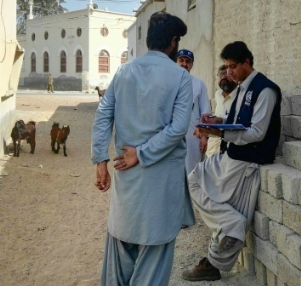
xmin=213 ymin=1 xmax=301 ymax=284
xmin=238 ymin=97 xmax=301 ymax=285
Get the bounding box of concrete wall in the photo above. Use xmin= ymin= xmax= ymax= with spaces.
xmin=19 ymin=9 xmax=135 ymax=92
xmin=0 ymin=0 xmax=24 ymax=157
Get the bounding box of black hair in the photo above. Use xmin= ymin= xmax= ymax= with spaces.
xmin=146 ymin=12 xmax=187 ymax=51
xmin=220 ymin=41 xmax=254 ymax=67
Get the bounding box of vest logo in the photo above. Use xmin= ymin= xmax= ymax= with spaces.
xmin=245 ymin=91 xmax=253 ymax=106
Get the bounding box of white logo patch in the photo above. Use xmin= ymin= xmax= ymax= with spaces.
xmin=245 ymin=91 xmax=253 ymax=106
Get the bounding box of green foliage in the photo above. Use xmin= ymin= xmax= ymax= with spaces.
xmin=17 ymin=0 xmax=68 ymax=35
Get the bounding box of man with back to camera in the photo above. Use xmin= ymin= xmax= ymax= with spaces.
xmin=205 ymin=64 xmax=237 ymax=158
xmin=91 ymin=11 xmax=195 ymax=286
xmin=176 ymin=49 xmax=211 ymax=175
xmin=181 ymin=41 xmax=281 ymax=281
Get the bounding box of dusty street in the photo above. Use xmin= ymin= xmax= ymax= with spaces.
xmin=0 ymin=91 xmax=261 ymax=286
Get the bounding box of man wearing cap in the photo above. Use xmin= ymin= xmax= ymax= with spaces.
xmin=176 ymin=49 xmax=211 ymax=175
xmin=205 ymin=64 xmax=237 ymax=157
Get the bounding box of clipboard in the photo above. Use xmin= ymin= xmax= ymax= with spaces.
xmin=196 ymin=123 xmax=247 ymax=130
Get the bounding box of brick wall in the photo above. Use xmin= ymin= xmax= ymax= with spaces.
xmin=214 ymin=1 xmax=301 ymax=284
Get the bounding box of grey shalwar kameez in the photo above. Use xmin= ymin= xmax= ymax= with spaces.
xmin=91 ymin=51 xmax=195 ymax=285
xmin=189 ymin=71 xmax=277 ymax=271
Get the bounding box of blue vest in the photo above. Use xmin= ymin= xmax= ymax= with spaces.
xmin=224 ymin=72 xmax=282 ymax=164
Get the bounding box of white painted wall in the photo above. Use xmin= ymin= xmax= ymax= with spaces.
xmin=0 ymin=0 xmax=24 ymax=156
xmin=127 ymin=21 xmax=137 ymax=61
xmin=134 ymin=0 xmax=214 ymax=99
xmin=135 ymin=0 xmax=165 ymax=57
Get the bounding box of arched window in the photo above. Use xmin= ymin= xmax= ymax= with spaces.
xmin=60 ymin=51 xmax=66 ymax=73
xmin=121 ymin=51 xmax=127 ymax=64
xmin=76 ymin=50 xmax=82 ymax=73
xmin=98 ymin=50 xmax=110 ymax=73
xmin=43 ymin=51 xmax=49 ymax=73
xmin=31 ymin=52 xmax=36 ymax=72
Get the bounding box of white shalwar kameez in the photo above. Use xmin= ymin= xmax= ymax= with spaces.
xmin=189 ymin=70 xmax=277 ymax=271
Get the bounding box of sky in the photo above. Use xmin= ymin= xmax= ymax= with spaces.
xmin=61 ymin=0 xmax=142 ymax=15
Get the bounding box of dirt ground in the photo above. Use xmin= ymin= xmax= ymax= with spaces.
xmin=0 ymin=91 xmax=262 ymax=286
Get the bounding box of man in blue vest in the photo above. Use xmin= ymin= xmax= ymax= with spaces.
xmin=181 ymin=41 xmax=281 ymax=281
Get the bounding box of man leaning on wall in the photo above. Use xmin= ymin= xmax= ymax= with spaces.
xmin=182 ymin=41 xmax=282 ymax=282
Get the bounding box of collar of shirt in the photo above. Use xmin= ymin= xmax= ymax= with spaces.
xmin=145 ymin=50 xmax=171 ymax=60
xmin=239 ymin=70 xmax=258 ymax=94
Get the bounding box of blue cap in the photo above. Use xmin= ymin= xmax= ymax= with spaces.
xmin=176 ymin=49 xmax=194 ymax=61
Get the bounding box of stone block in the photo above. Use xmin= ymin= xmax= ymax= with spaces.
xmin=260 ymin=165 xmax=269 ymax=192
xmin=267 ymin=168 xmax=283 ymax=199
xmin=254 ymin=235 xmax=278 ymax=275
xmin=243 ymin=247 xmax=255 ymax=275
xmin=281 ymin=95 xmax=292 ymax=116
xmin=266 ymin=268 xmax=277 ymax=286
xmin=254 ymin=257 xmax=267 ymax=285
xmin=269 ymin=221 xmax=294 ymax=257
xmin=253 ymin=211 xmax=269 ymax=240
xmin=277 ymin=253 xmax=301 ymax=286
xmin=283 ymin=201 xmax=301 ymax=236
xmin=257 ymin=191 xmax=283 ymax=224
xmin=282 ymin=115 xmax=292 ymax=136
xmin=281 ymin=167 xmax=301 ymax=205
xmin=291 ymin=94 xmax=301 ymax=116
xmin=283 ymin=141 xmax=301 ymax=172
xmin=291 ymin=116 xmax=301 ymax=139
xmin=286 ymin=234 xmax=301 ymax=269
xmin=238 ymin=250 xmax=243 ymax=266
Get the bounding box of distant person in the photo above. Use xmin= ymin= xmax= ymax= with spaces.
xmin=47 ymin=73 xmax=54 ymax=93
xmin=176 ymin=49 xmax=211 ymax=174
xmin=206 ymin=65 xmax=237 ymax=157
xmin=181 ymin=41 xmax=281 ymax=282
xmin=91 ymin=11 xmax=195 ymax=286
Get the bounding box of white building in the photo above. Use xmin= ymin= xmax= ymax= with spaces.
xmin=0 ymin=0 xmax=24 ymax=157
xmin=18 ymin=6 xmax=135 ymax=91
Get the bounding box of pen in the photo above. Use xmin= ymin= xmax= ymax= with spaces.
xmin=207 ymin=115 xmax=216 ymax=118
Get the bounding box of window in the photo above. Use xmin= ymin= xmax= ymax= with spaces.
xmin=100 ymin=27 xmax=109 ymax=37
xmin=77 ymin=28 xmax=82 ymax=37
xmin=44 ymin=31 xmax=48 ymax=40
xmin=31 ymin=52 xmax=36 ymax=72
xmin=121 ymin=51 xmax=127 ymax=64
xmin=61 ymin=29 xmax=66 ymax=38
xmin=31 ymin=33 xmax=35 ymax=41
xmin=60 ymin=51 xmax=66 ymax=73
xmin=76 ymin=50 xmax=82 ymax=73
xmin=98 ymin=50 xmax=110 ymax=73
xmin=188 ymin=0 xmax=196 ymax=10
xmin=43 ymin=51 xmax=49 ymax=73
xmin=138 ymin=26 xmax=141 ymax=40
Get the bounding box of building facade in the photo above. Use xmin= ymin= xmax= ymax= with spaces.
xmin=18 ymin=8 xmax=135 ymax=91
xmin=0 ymin=0 xmax=24 ymax=157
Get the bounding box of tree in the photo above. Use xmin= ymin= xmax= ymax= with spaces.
xmin=17 ymin=0 xmax=68 ymax=35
